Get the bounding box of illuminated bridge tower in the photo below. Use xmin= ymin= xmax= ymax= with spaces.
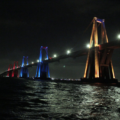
xmin=12 ymin=61 xmax=19 ymax=77
xmin=83 ymin=17 xmax=116 ymax=81
xmin=19 ymin=56 xmax=29 ymax=78
xmin=35 ymin=46 xmax=50 ymax=79
xmin=7 ymin=64 xmax=13 ymax=77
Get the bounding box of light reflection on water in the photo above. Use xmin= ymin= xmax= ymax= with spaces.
xmin=0 ymin=78 xmax=120 ymax=120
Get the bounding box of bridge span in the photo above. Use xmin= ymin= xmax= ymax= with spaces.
xmin=1 ymin=17 xmax=120 ymax=83
xmin=0 ymin=40 xmax=120 ymax=77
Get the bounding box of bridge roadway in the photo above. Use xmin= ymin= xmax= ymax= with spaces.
xmin=1 ymin=40 xmax=120 ymax=76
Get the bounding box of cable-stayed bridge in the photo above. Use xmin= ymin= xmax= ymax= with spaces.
xmin=1 ymin=17 xmax=120 ymax=83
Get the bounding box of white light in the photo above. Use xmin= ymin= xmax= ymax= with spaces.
xmin=45 ymin=58 xmax=48 ymax=60
xmin=31 ymin=62 xmax=34 ymax=64
xmin=51 ymin=78 xmax=54 ymax=80
xmin=118 ymin=34 xmax=120 ymax=39
xmin=53 ymin=54 xmax=57 ymax=58
xmin=87 ymin=44 xmax=90 ymax=48
xmin=67 ymin=50 xmax=70 ymax=54
xmin=37 ymin=60 xmax=39 ymax=62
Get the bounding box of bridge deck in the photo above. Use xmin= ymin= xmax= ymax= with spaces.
xmin=1 ymin=40 xmax=120 ymax=75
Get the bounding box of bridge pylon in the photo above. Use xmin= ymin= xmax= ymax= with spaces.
xmin=35 ymin=46 xmax=50 ymax=79
xmin=83 ymin=17 xmax=117 ymax=82
xmin=19 ymin=56 xmax=29 ymax=78
xmin=7 ymin=64 xmax=13 ymax=77
xmin=12 ymin=61 xmax=19 ymax=77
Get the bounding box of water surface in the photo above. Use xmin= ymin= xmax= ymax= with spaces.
xmin=0 ymin=78 xmax=120 ymax=120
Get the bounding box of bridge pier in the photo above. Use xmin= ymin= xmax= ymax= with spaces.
xmin=7 ymin=64 xmax=13 ymax=77
xmin=82 ymin=17 xmax=118 ymax=83
xmin=35 ymin=46 xmax=50 ymax=79
xmin=12 ymin=61 xmax=19 ymax=78
xmin=19 ymin=56 xmax=29 ymax=78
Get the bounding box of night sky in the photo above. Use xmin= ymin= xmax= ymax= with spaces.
xmin=0 ymin=0 xmax=120 ymax=79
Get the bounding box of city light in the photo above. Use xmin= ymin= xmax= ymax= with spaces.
xmin=87 ymin=44 xmax=90 ymax=48
xmin=118 ymin=34 xmax=120 ymax=39
xmin=53 ymin=54 xmax=57 ymax=58
xmin=67 ymin=50 xmax=71 ymax=54
xmin=37 ymin=60 xmax=39 ymax=62
xmin=31 ymin=62 xmax=34 ymax=64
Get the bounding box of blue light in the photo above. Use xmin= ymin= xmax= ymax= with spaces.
xmin=36 ymin=46 xmax=50 ymax=78
xmin=21 ymin=56 xmax=25 ymax=67
xmin=19 ymin=56 xmax=29 ymax=78
xmin=26 ymin=56 xmax=29 ymax=65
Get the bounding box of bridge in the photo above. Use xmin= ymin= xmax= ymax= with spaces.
xmin=0 ymin=17 xmax=120 ymax=83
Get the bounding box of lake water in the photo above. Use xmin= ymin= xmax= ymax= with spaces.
xmin=0 ymin=78 xmax=120 ymax=120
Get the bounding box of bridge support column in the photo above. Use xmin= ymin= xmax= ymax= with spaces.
xmin=12 ymin=61 xmax=19 ymax=77
xmin=19 ymin=56 xmax=29 ymax=78
xmin=35 ymin=46 xmax=50 ymax=79
xmin=83 ymin=17 xmax=117 ymax=83
xmin=7 ymin=64 xmax=13 ymax=77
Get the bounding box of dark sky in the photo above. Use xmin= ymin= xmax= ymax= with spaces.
xmin=0 ymin=0 xmax=120 ymax=79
